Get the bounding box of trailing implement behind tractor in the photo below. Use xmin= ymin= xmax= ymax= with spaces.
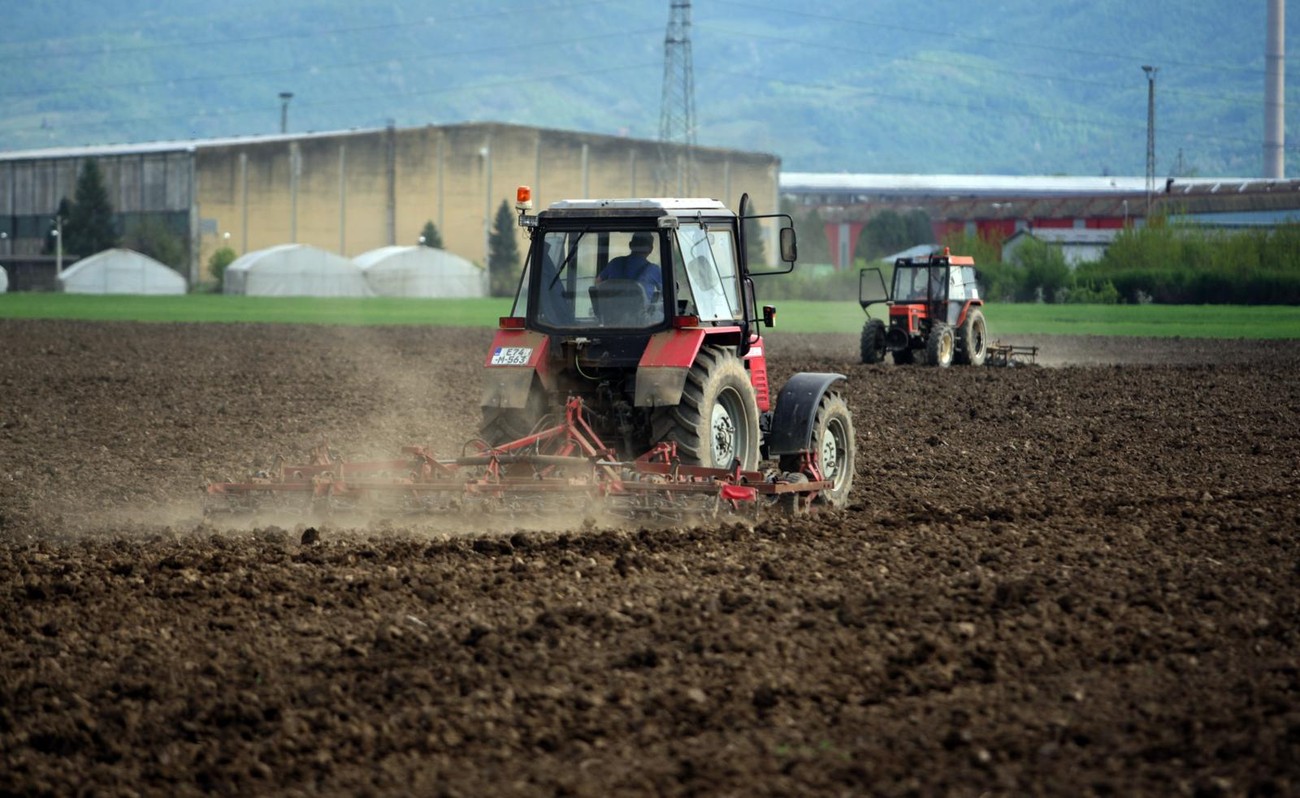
xmin=858 ymin=250 xmax=991 ymax=367
xmin=207 ymin=188 xmax=856 ymax=521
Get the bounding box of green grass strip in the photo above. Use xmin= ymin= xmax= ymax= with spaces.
xmin=2 ymin=294 xmax=1298 ymax=338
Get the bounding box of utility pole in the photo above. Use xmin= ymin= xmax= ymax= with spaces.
xmin=279 ymin=91 xmax=294 ymax=134
xmin=54 ymin=216 xmax=63 ymax=276
xmin=658 ymin=0 xmax=696 ymax=194
xmin=1143 ymin=65 xmax=1157 ymax=220
xmin=1264 ymin=0 xmax=1286 ymax=178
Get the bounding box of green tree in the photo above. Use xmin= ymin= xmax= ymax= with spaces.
xmin=208 ymin=246 xmax=238 ymax=291
xmin=858 ymin=210 xmax=910 ymax=261
xmin=121 ymin=216 xmax=186 ymax=270
xmin=487 ymin=200 xmax=521 ymax=297
xmin=419 ymin=220 xmax=443 ymax=248
xmin=64 ymin=159 xmax=118 ymax=256
xmin=904 ymin=209 xmax=934 ymax=247
xmin=1009 ymin=237 xmax=1071 ymax=302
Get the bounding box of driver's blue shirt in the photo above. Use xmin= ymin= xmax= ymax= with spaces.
xmin=600 ymin=255 xmax=662 ymax=300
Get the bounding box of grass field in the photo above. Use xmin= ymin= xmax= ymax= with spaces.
xmin=1 ymin=294 xmax=1298 ymax=338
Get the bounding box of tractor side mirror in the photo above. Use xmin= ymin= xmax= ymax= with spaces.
xmin=762 ymin=305 xmax=777 ymax=327
xmin=779 ymin=227 xmax=797 ymax=263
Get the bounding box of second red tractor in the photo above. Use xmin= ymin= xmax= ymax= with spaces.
xmin=858 ymin=250 xmax=989 ymax=367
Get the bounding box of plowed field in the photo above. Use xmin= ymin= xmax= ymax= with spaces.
xmin=2 ymin=319 xmax=1297 ymax=797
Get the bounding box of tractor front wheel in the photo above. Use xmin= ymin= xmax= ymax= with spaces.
xmin=654 ymin=347 xmax=761 ymax=470
xmin=956 ymin=308 xmax=988 ymax=366
xmin=860 ymin=319 xmax=886 ymax=364
xmin=779 ymin=391 xmax=855 ymax=508
xmin=926 ymin=323 xmax=955 ymax=368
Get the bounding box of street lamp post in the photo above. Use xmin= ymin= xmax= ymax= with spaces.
xmin=1143 ymin=65 xmax=1158 ymax=220
xmin=279 ymin=92 xmax=294 ymax=134
xmin=53 ymin=217 xmax=63 ymax=276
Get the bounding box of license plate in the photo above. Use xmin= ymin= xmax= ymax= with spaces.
xmin=490 ymin=346 xmax=532 ymax=366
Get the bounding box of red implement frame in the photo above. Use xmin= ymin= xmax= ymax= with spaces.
xmin=206 ymin=397 xmax=830 ymax=518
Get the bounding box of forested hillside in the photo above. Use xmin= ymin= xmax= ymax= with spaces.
xmin=1 ymin=0 xmax=1291 ymax=176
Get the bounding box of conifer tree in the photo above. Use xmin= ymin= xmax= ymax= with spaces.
xmin=418 ymin=220 xmax=443 ymax=249
xmin=487 ymin=200 xmax=521 ymax=297
xmin=64 ymin=160 xmax=117 ymax=256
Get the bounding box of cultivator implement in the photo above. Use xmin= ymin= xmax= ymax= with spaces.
xmin=206 ymin=398 xmax=832 ymax=522
xmin=985 ymin=341 xmax=1039 ymax=367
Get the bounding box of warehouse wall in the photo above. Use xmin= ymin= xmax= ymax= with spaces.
xmin=194 ymin=123 xmax=780 ymax=282
xmin=0 ymin=151 xmax=192 ymax=260
xmin=1 ymin=124 xmax=780 ymax=288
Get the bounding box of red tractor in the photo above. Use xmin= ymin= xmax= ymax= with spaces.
xmin=858 ymin=250 xmax=989 ymax=367
xmin=480 ymin=187 xmax=855 ymax=509
xmin=208 ymin=188 xmax=856 ymax=519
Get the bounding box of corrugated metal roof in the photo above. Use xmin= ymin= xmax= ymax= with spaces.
xmin=780 ymin=172 xmax=1149 ymax=196
xmin=0 ymin=128 xmax=388 ymax=161
xmin=1007 ymin=229 xmax=1120 ymax=245
xmin=780 ymin=172 xmax=1271 ymax=198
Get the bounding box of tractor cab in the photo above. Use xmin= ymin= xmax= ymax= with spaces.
xmin=886 ymin=254 xmax=981 ymax=327
xmin=511 ymin=210 xmax=747 ymax=335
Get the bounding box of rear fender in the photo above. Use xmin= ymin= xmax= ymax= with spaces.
xmin=634 ymin=327 xmax=762 ymax=408
xmin=634 ymin=328 xmax=705 ymax=408
xmin=482 ymin=330 xmax=552 ymax=410
xmin=953 ymin=299 xmax=983 ymax=328
xmin=766 ymin=372 xmax=847 ymax=455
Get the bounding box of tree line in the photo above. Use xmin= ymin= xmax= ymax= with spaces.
xmin=780 ymin=204 xmax=1300 ymax=305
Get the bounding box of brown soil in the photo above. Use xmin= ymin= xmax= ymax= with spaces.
xmin=2 ymin=319 xmax=1297 ymax=797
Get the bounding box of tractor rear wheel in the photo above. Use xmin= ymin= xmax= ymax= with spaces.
xmin=956 ymin=307 xmax=988 ymax=366
xmin=860 ymin=319 xmax=886 ymax=364
xmin=479 ymin=384 xmax=549 ymax=447
xmin=654 ymin=346 xmax=761 ymax=470
xmin=926 ymin=323 xmax=955 ymax=368
xmin=779 ymin=391 xmax=855 ymax=508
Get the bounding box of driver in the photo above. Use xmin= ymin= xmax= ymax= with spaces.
xmin=598 ymin=232 xmax=663 ymax=303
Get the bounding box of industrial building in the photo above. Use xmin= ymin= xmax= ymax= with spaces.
xmin=0 ymin=122 xmax=781 ymax=288
xmin=782 ymin=172 xmax=1300 ymax=268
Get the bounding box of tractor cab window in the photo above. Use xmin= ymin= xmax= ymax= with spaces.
xmin=522 ymin=229 xmax=667 ymax=330
xmin=893 ymin=265 xmax=949 ymax=302
xmin=894 ymin=267 xmax=927 ymax=301
xmin=675 ymin=224 xmax=741 ymax=322
xmin=950 ymin=266 xmax=980 ymax=302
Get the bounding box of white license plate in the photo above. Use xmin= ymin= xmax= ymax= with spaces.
xmin=490 ymin=346 xmax=532 ymax=366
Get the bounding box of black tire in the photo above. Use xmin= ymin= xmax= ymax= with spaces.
xmin=926 ymin=323 xmax=955 ymax=368
xmin=955 ymin=307 xmax=988 ymax=367
xmin=893 ymin=346 xmax=915 ymax=365
xmin=779 ymin=391 xmax=855 ymax=508
xmin=860 ymin=319 xmax=886 ymax=364
xmin=480 ymin=384 xmax=549 ymax=447
xmin=653 ymin=347 xmax=761 ymax=470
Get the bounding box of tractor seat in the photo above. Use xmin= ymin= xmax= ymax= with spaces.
xmin=590 ymin=279 xmax=654 ymax=325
